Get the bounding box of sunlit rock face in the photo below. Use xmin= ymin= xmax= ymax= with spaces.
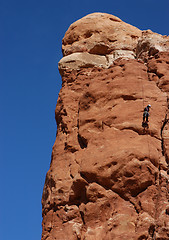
xmin=42 ymin=13 xmax=169 ymax=240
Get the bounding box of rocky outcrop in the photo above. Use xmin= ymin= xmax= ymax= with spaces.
xmin=42 ymin=13 xmax=169 ymax=240
xmin=62 ymin=13 xmax=142 ymax=56
xmin=59 ymin=12 xmax=169 ymax=76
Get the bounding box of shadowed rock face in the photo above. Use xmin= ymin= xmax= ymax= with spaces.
xmin=42 ymin=13 xmax=169 ymax=240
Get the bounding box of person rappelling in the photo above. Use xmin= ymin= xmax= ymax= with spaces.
xmin=142 ymin=104 xmax=151 ymax=129
xmin=143 ymin=104 xmax=151 ymax=122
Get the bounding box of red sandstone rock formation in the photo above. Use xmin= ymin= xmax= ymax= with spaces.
xmin=42 ymin=13 xmax=169 ymax=240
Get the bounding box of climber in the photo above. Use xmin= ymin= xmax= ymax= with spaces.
xmin=143 ymin=104 xmax=151 ymax=123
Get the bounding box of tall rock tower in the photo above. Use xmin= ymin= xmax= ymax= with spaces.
xmin=42 ymin=13 xmax=169 ymax=240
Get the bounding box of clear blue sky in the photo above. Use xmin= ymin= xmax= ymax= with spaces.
xmin=1 ymin=0 xmax=169 ymax=239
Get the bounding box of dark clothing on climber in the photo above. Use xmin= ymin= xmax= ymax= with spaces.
xmin=143 ymin=105 xmax=151 ymax=122
xmin=143 ymin=110 xmax=149 ymax=122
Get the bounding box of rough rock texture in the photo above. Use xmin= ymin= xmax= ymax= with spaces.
xmin=42 ymin=13 xmax=169 ymax=240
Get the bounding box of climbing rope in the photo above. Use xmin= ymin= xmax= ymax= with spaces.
xmin=139 ymin=60 xmax=151 ymax=154
xmin=139 ymin=60 xmax=169 ymax=238
xmin=139 ymin=62 xmax=157 ymax=238
xmin=139 ymin=61 xmax=147 ymax=129
xmin=140 ymin=71 xmax=145 ymax=109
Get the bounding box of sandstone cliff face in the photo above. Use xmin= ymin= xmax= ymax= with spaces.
xmin=42 ymin=13 xmax=169 ymax=240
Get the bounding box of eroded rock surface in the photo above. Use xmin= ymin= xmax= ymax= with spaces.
xmin=42 ymin=13 xmax=169 ymax=240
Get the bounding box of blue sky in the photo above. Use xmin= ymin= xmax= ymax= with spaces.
xmin=1 ymin=0 xmax=169 ymax=239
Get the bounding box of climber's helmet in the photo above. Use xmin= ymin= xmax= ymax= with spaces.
xmin=147 ymin=104 xmax=151 ymax=108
